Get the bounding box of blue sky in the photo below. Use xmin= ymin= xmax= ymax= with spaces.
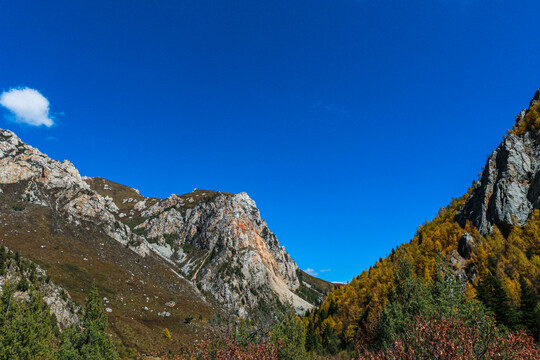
xmin=1 ymin=0 xmax=540 ymax=282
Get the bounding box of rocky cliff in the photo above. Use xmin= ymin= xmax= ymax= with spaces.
xmin=85 ymin=181 xmax=321 ymax=318
xmin=0 ymin=128 xmax=330 ymax=352
xmin=456 ymin=89 xmax=540 ymax=235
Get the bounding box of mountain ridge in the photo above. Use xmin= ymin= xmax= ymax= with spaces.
xmin=0 ymin=128 xmax=333 ymax=353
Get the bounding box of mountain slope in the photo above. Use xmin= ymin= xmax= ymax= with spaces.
xmin=0 ymin=129 xmax=332 ymax=353
xmin=305 ymin=89 xmax=540 ymax=352
xmin=85 ymin=177 xmax=327 ymax=317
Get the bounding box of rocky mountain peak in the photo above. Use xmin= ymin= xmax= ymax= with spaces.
xmin=0 ymin=129 xmax=86 ymax=189
xmin=456 ymin=89 xmax=540 ymax=234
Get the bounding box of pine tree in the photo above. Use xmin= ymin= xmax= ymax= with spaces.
xmin=0 ymin=248 xmax=5 ymax=276
xmin=56 ymin=285 xmax=118 ymax=360
xmin=477 ymin=275 xmax=520 ymax=329
xmin=0 ymin=284 xmax=56 ymax=360
xmin=271 ymin=304 xmax=308 ymax=360
xmin=519 ymin=276 xmax=540 ymax=340
xmin=304 ymin=321 xmax=321 ymax=353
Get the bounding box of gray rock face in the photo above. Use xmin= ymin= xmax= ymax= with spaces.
xmin=136 ymin=191 xmax=312 ymax=317
xmin=457 ymin=233 xmax=476 ymax=260
xmin=456 ymin=89 xmax=540 ymax=234
xmin=0 ymin=128 xmax=315 ymax=319
xmin=0 ymin=129 xmax=149 ymax=256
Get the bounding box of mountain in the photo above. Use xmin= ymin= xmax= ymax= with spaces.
xmin=305 ymin=89 xmax=540 ymax=353
xmin=456 ymin=89 xmax=540 ymax=235
xmin=0 ymin=129 xmax=332 ymax=354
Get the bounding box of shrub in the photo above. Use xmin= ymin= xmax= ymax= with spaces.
xmin=11 ymin=203 xmax=25 ymax=211
xmin=16 ymin=276 xmax=29 ymax=292
xmin=356 ymin=315 xmax=540 ymax=360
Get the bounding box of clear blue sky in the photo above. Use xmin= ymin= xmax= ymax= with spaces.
xmin=1 ymin=0 xmax=540 ymax=282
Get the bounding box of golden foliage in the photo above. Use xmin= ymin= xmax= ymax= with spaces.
xmin=306 ymin=189 xmax=540 ymax=347
xmin=511 ymin=102 xmax=540 ymax=136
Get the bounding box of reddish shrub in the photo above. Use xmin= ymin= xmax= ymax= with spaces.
xmin=356 ymin=315 xmax=540 ymax=360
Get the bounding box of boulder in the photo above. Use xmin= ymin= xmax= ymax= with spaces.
xmin=457 ymin=233 xmax=476 ymax=259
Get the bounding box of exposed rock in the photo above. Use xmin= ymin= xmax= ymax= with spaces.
xmin=456 ymin=90 xmax=540 ymax=235
xmin=0 ymin=248 xmax=79 ymax=330
xmin=0 ymin=127 xmax=326 ymax=322
xmin=135 ymin=191 xmax=311 ymax=316
xmin=0 ymin=129 xmax=148 ymax=256
xmin=457 ymin=233 xmax=476 ymax=260
xmin=449 ymin=249 xmax=477 ymax=283
xmin=134 ymin=199 xmax=147 ymax=211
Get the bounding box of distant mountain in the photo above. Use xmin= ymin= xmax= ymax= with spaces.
xmin=0 ymin=129 xmax=333 ymax=354
xmin=305 ymin=89 xmax=540 ymax=353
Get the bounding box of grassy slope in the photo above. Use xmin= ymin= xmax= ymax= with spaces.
xmin=0 ymin=181 xmax=218 ymax=355
xmin=4 ymin=176 xmax=335 ymax=354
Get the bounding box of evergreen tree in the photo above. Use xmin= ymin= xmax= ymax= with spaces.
xmin=0 ymin=284 xmax=56 ymax=360
xmin=0 ymin=248 xmax=5 ymax=276
xmin=56 ymin=285 xmax=118 ymax=360
xmin=373 ymin=259 xmax=492 ymax=350
xmin=321 ymin=322 xmax=339 ymax=355
xmin=477 ymin=275 xmax=520 ymax=329
xmin=271 ymin=304 xmax=307 ymax=360
xmin=519 ymin=276 xmax=540 ymax=340
xmin=373 ymin=260 xmax=433 ymax=347
xmin=304 ymin=321 xmax=321 ymax=353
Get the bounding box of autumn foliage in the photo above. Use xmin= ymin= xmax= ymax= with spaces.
xmin=356 ymin=315 xmax=539 ymax=360
xmin=305 ymin=186 xmax=540 ymax=355
xmin=137 ymin=333 xmax=280 ymax=360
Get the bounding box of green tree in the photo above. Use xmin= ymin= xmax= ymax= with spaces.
xmin=0 ymin=284 xmax=56 ymax=360
xmin=372 ymin=259 xmax=492 ymax=350
xmin=477 ymin=275 xmax=520 ymax=329
xmin=271 ymin=304 xmax=307 ymax=360
xmin=304 ymin=320 xmax=321 ymax=353
xmin=373 ymin=260 xmax=433 ymax=347
xmin=56 ymin=285 xmax=118 ymax=360
xmin=519 ymin=276 xmax=540 ymax=340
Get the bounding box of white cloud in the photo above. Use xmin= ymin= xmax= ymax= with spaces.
xmin=304 ymin=268 xmax=331 ymax=276
xmin=0 ymin=87 xmax=54 ymax=127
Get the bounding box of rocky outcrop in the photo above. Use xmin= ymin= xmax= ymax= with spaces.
xmin=135 ymin=191 xmax=312 ymax=317
xmin=450 ymin=233 xmax=477 ymax=283
xmin=0 ymin=248 xmax=79 ymax=329
xmin=456 ymin=90 xmax=540 ymax=235
xmin=457 ymin=233 xmax=476 ymax=260
xmin=0 ymin=129 xmax=148 ymax=256
xmin=0 ymin=128 xmax=321 ymax=319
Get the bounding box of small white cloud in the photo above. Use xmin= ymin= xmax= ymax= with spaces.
xmin=320 ymin=269 xmax=331 ymax=273
xmin=0 ymin=87 xmax=54 ymax=127
xmin=305 ymin=268 xmax=319 ymax=276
